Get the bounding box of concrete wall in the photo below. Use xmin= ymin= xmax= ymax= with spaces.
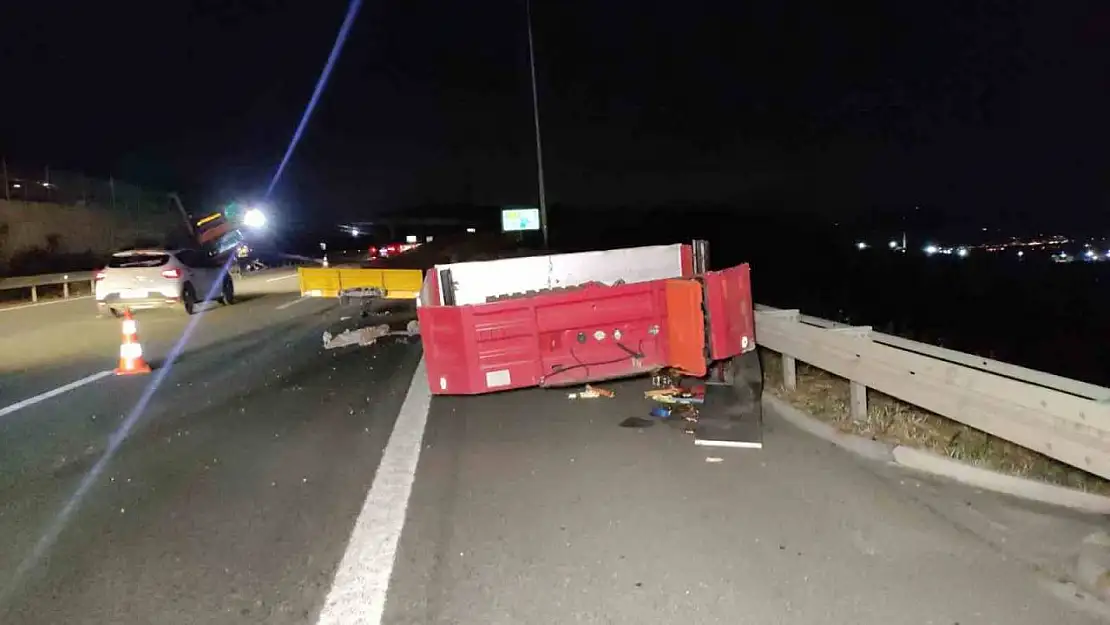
xmin=0 ymin=200 xmax=184 ymax=273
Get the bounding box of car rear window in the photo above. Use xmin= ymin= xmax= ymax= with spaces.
xmin=108 ymin=253 xmax=170 ymax=268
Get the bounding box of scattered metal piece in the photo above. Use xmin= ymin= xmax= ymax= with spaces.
xmin=568 ymin=384 xmax=614 ymax=399
xmin=322 ymin=321 xmax=420 ymax=349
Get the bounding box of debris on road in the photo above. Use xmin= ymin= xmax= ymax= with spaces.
xmin=323 ymin=324 xmax=390 ymax=349
xmin=322 ymin=320 xmax=421 ymax=350
xmin=651 ymin=369 xmax=682 ymax=388
xmin=568 ymin=384 xmax=614 ymax=399
xmin=645 ymin=386 xmax=705 ymax=405
xmin=619 ymin=416 xmax=654 ymax=428
xmin=677 ymin=406 xmax=699 ymax=423
xmin=705 ymin=456 xmax=723 ymax=463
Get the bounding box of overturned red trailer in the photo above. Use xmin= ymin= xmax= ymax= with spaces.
xmin=415 ymin=241 xmax=763 ymax=446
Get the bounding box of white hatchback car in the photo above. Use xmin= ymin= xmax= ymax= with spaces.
xmin=95 ymin=248 xmax=234 ymax=316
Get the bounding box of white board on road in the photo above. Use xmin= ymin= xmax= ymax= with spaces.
xmin=0 ymin=370 xmax=113 ymax=418
xmin=0 ymin=296 xmax=93 ymax=313
xmin=276 ymin=296 xmax=310 ymax=310
xmin=316 ymin=358 xmax=432 ymax=625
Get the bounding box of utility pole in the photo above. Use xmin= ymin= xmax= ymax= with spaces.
xmin=1 ymin=157 xmax=9 ymax=201
xmin=525 ymin=0 xmax=549 ymax=248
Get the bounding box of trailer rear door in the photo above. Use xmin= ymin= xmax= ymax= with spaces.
xmin=663 ymin=279 xmax=707 ymax=376
xmin=703 ymin=263 xmax=755 ymax=361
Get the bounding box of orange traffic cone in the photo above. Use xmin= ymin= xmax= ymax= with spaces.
xmin=115 ymin=310 xmax=152 ymax=375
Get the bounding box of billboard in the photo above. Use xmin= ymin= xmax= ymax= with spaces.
xmin=501 ymin=207 xmax=541 ymax=232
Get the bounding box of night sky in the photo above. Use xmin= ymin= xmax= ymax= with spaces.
xmin=3 ymin=1 xmax=1110 ymax=226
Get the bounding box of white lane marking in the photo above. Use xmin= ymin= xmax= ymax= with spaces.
xmin=0 ymin=296 xmax=93 ymax=313
xmin=0 ymin=370 xmax=114 ymax=419
xmin=275 ymin=295 xmax=310 ymax=310
xmin=316 ymin=357 xmax=431 ymax=625
xmin=265 ymin=273 xmax=298 ymax=283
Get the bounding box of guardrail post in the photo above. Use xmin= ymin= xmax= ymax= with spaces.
xmin=782 ymin=355 xmax=797 ymax=390
xmin=827 ymin=326 xmax=872 ymax=421
xmin=30 ymin=285 xmax=37 ymax=303
xmin=63 ymin=280 xmax=70 ymax=299
xmin=850 ymin=381 xmax=867 ymax=422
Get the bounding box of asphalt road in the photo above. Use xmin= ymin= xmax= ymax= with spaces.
xmin=383 ymin=377 xmax=1110 ymax=625
xmin=0 ymin=269 xmax=423 ymax=623
xmin=2 ymin=268 xmax=1108 ymax=624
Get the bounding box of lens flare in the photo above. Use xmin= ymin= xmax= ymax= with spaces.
xmin=2 ymin=0 xmax=366 ymax=608
xmin=267 ymin=0 xmax=364 ymax=198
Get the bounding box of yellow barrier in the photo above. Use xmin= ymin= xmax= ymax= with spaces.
xmin=298 ymin=267 xmax=424 ymax=299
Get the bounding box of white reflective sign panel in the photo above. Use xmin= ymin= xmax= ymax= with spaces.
xmin=501 ymin=207 xmax=540 ymax=232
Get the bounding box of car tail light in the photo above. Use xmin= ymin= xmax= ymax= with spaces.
xmin=161 ymin=268 xmax=181 ymax=279
xmin=95 ymin=270 xmax=106 ymax=281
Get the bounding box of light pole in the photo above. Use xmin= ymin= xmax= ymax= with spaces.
xmin=525 ymin=0 xmax=549 ymax=248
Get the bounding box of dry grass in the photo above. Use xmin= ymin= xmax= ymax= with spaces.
xmin=760 ymin=348 xmax=1110 ymax=495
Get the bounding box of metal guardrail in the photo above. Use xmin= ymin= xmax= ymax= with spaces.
xmin=755 ymin=304 xmax=1110 ymax=480
xmin=0 ymin=271 xmax=95 ymax=302
xmin=0 ymin=257 xmax=323 ymax=304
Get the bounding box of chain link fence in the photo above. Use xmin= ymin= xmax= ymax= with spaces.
xmin=2 ymin=165 xmax=170 ymax=218
xmin=0 ymin=163 xmax=185 ymax=276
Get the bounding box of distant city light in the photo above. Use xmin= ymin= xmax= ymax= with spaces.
xmin=1017 ymin=250 xmax=1024 ymax=258
xmin=466 ymin=227 xmax=477 ymax=234
xmin=923 ymin=244 xmax=938 ymax=255
xmin=351 ymin=227 xmax=360 ymax=237
xmin=405 ymin=235 xmax=417 ymax=243
xmin=12 ymin=183 xmax=20 ymax=189
xmin=1084 ymin=249 xmax=1097 ymax=259
xmin=956 ymin=247 xmax=969 ymax=258
xmin=888 ymin=240 xmax=898 ymax=249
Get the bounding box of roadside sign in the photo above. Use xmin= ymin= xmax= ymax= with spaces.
xmin=501 ymin=207 xmax=540 ymax=232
